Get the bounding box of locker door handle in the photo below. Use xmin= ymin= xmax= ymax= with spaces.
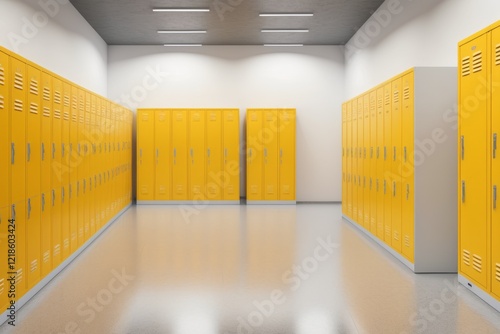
xmin=404 ymin=147 xmax=407 ymax=162
xmin=11 ymin=204 xmax=16 ymax=221
xmin=494 ymin=134 xmax=497 ymax=159
xmin=376 ymin=179 xmax=379 ymax=192
xmin=264 ymin=148 xmax=268 ymax=157
xmin=53 ymin=143 xmax=56 ymax=159
xmin=461 ymin=136 xmax=465 ymax=160
xmin=42 ymin=193 xmax=45 ymax=212
xmin=249 ymin=149 xmax=252 ymax=158
xmin=370 ymin=147 xmax=373 ymax=159
xmin=28 ymin=199 xmax=31 ymax=219
xmin=173 ymin=148 xmax=177 ymax=158
xmin=207 ymin=148 xmax=211 ymax=157
xmin=369 ymin=178 xmax=372 ymax=190
xmin=224 ymin=148 xmax=228 ymax=158
xmin=393 ymin=147 xmax=396 ymax=161
xmin=377 ymin=147 xmax=379 ymax=159
xmin=42 ymin=143 xmax=45 ymax=161
xmin=190 ymin=148 xmax=194 ymax=158
xmin=363 ymin=177 xmax=366 ymax=188
xmin=156 ymin=148 xmax=159 ymax=160
xmin=393 ymin=181 xmax=396 ymax=197
xmin=78 ymin=143 xmax=81 ymax=154
xmin=363 ymin=148 xmax=366 ymax=159
xmin=462 ymin=181 xmax=466 ymax=203
xmin=11 ymin=143 xmax=15 ymax=164
xmin=494 ymin=185 xmax=497 ymax=209
xmin=70 ymin=143 xmax=73 ymax=154
xmin=52 ymin=190 xmax=56 ymax=206
xmin=384 ymin=147 xmax=387 ymax=161
xmin=406 ymin=184 xmax=410 ymax=200
xmin=280 ymin=149 xmax=283 ymax=158
xmin=27 ymin=143 xmax=31 ymax=162
xmin=62 ymin=143 xmax=65 ymax=157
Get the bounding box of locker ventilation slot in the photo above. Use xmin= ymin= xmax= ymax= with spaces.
xmin=0 ymin=95 xmax=4 ymax=109
xmin=30 ymin=79 xmax=39 ymax=95
xmin=64 ymin=95 xmax=70 ymax=107
xmin=385 ymin=226 xmax=391 ymax=238
xmin=0 ymin=67 xmax=4 ymax=85
xmin=404 ymin=235 xmax=410 ymax=248
xmin=79 ymin=99 xmax=84 ymax=111
xmin=385 ymin=93 xmax=390 ymax=105
xmin=16 ymin=269 xmax=23 ymax=284
xmin=72 ymin=113 xmax=77 ymax=122
xmin=30 ymin=259 xmax=38 ymax=273
xmin=14 ymin=99 xmax=23 ymax=112
xmin=496 ymin=263 xmax=500 ymax=281
xmin=54 ymin=91 xmax=61 ymax=104
xmin=472 ymin=254 xmax=482 ymax=272
xmin=43 ymin=107 xmax=50 ymax=117
xmin=64 ymin=239 xmax=69 ymax=248
xmin=472 ymin=51 xmax=482 ymax=73
xmin=496 ymin=44 xmax=500 ymax=66
xmin=30 ymin=102 xmax=39 ymax=114
xmin=43 ymin=87 xmax=50 ymax=101
xmin=54 ymin=244 xmax=61 ymax=256
xmin=393 ymin=91 xmax=400 ymax=104
xmin=64 ymin=111 xmax=70 ymax=121
xmin=14 ymin=73 xmax=24 ymax=90
xmin=72 ymin=97 xmax=77 ymax=110
xmin=43 ymin=250 xmax=50 ymax=263
xmin=462 ymin=249 xmax=470 ymax=266
xmin=393 ymin=230 xmax=400 ymax=241
xmin=403 ymin=87 xmax=410 ymax=100
xmin=461 ymin=56 xmax=470 ymax=77
xmin=79 ymin=115 xmax=84 ymax=124
xmin=54 ymin=109 xmax=61 ymax=119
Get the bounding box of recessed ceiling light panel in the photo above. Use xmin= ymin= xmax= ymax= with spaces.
xmin=164 ymin=44 xmax=203 ymax=47
xmin=264 ymin=44 xmax=304 ymax=47
xmin=261 ymin=29 xmax=309 ymax=33
xmin=259 ymin=13 xmax=314 ymax=17
xmin=157 ymin=30 xmax=207 ymax=34
xmin=153 ymin=8 xmax=210 ymax=12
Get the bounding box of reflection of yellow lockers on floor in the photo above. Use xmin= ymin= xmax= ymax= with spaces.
xmin=458 ymin=20 xmax=500 ymax=313
xmin=342 ymin=67 xmax=457 ymax=273
xmin=246 ymin=109 xmax=296 ymax=204
xmin=136 ymin=109 xmax=240 ymax=203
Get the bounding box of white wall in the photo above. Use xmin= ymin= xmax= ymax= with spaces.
xmin=107 ymin=46 xmax=345 ymax=201
xmin=345 ymin=0 xmax=500 ymax=98
xmin=0 ymin=0 xmax=108 ymax=95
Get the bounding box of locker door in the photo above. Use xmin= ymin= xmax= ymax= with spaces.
xmin=69 ymin=86 xmax=78 ymax=252
xmin=12 ymin=202 xmax=27 ymax=298
xmin=84 ymin=102 xmax=91 ymax=238
xmin=401 ymin=71 xmax=415 ymax=262
xmin=61 ymin=82 xmax=71 ymax=258
xmin=137 ymin=109 xmax=155 ymax=200
xmin=391 ymin=77 xmax=402 ymax=252
xmin=264 ymin=109 xmax=279 ymax=200
xmin=351 ymin=102 xmax=358 ymax=219
xmin=369 ymin=91 xmax=377 ymax=234
xmin=154 ymin=109 xmax=171 ymax=200
xmin=189 ymin=110 xmax=206 ymax=200
xmin=342 ymin=104 xmax=347 ymax=214
xmin=363 ymin=95 xmax=370 ymax=229
xmin=172 ymin=110 xmax=188 ymax=200
xmin=223 ymin=109 xmax=240 ymax=200
xmin=491 ymin=27 xmax=500 ymax=297
xmin=376 ymin=87 xmax=384 ymax=240
xmin=89 ymin=110 xmax=96 ymax=235
xmin=357 ymin=98 xmax=364 ymax=224
xmin=459 ymin=34 xmax=489 ymax=288
xmin=10 ymin=57 xmax=26 ymax=205
xmin=0 ymin=206 xmax=9 ymax=310
xmin=26 ymin=196 xmax=41 ymax=289
xmin=383 ymin=83 xmax=392 ymax=244
xmin=77 ymin=92 xmax=85 ymax=245
xmin=0 ymin=52 xmax=9 ymax=210
xmin=279 ymin=109 xmax=296 ymax=201
xmin=26 ymin=65 xmax=41 ymax=199
xmin=247 ymin=109 xmax=263 ymax=200
xmin=51 ymin=77 xmax=62 ymax=267
xmin=346 ymin=101 xmax=352 ymax=217
xmin=206 ymin=110 xmax=222 ymax=200
xmin=40 ymin=191 xmax=51 ymax=278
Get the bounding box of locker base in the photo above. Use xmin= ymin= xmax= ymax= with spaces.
xmin=342 ymin=214 xmax=416 ymax=272
xmin=137 ymin=200 xmax=241 ymax=205
xmin=458 ymin=274 xmax=500 ymax=312
xmin=246 ymin=200 xmax=296 ymax=205
xmin=0 ymin=203 xmax=133 ymax=327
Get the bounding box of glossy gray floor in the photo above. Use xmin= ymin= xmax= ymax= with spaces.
xmin=1 ymin=204 xmax=500 ymax=334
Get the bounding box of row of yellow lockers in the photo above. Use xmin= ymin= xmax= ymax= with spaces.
xmin=136 ymin=109 xmax=240 ymax=202
xmin=0 ymin=46 xmax=133 ymax=311
xmin=342 ymin=67 xmax=457 ymax=273
xmin=246 ymin=109 xmax=296 ymax=202
xmin=458 ymin=19 xmax=500 ymax=308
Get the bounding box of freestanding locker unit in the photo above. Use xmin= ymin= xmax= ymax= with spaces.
xmin=246 ymin=109 xmax=296 ymax=204
xmin=458 ymin=19 xmax=500 ymax=312
xmin=136 ymin=108 xmax=240 ymax=204
xmin=342 ymin=67 xmax=457 ymax=273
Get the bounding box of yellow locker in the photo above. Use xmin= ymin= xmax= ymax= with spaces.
xmin=346 ymin=101 xmax=352 ymax=217
xmin=61 ymin=81 xmax=71 ymax=259
xmin=137 ymin=109 xmax=155 ymax=200
xmin=26 ymin=196 xmax=41 ymax=289
xmin=351 ymin=101 xmax=358 ymax=219
xmin=206 ymin=109 xmax=222 ymax=200
xmin=189 ymin=110 xmax=206 ymax=200
xmin=401 ymin=71 xmax=415 ymax=262
xmin=459 ymin=33 xmax=489 ymax=288
xmin=376 ymin=87 xmax=384 ymax=239
xmin=69 ymin=86 xmax=78 ymax=252
xmin=391 ymin=77 xmax=402 ymax=252
xmin=172 ymin=110 xmax=188 ymax=200
xmin=278 ymin=109 xmax=296 ymax=201
xmin=51 ymin=76 xmax=62 ymax=267
xmin=383 ymin=83 xmax=392 ymax=244
xmin=0 ymin=206 xmax=8 ymax=311
xmin=363 ymin=95 xmax=370 ymax=229
xmin=247 ymin=109 xmax=263 ymax=200
xmin=264 ymin=110 xmax=279 ymax=200
xmin=342 ymin=104 xmax=347 ymax=215
xmin=89 ymin=109 xmax=96 ymax=235
xmin=357 ymin=98 xmax=364 ymax=225
xmin=155 ymin=109 xmax=171 ymax=200
xmin=369 ymin=90 xmax=377 ymax=234
xmin=10 ymin=56 xmax=26 ymax=205
xmin=0 ymin=51 xmax=9 ymax=210
xmin=83 ymin=93 xmax=91 ymax=240
xmin=40 ymin=191 xmax=51 ymax=278
xmin=26 ymin=64 xmax=41 ymax=199
xmin=223 ymin=110 xmax=239 ymax=200
xmin=12 ymin=202 xmax=27 ymax=299
xmin=77 ymin=91 xmax=85 ymax=246
xmin=491 ymin=26 xmax=500 ymax=298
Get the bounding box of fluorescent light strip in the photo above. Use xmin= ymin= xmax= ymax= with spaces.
xmin=153 ymin=8 xmax=210 ymax=12
xmin=164 ymin=44 xmax=203 ymax=47
xmin=260 ymin=13 xmax=313 ymax=17
xmin=158 ymin=30 xmax=207 ymax=34
xmin=264 ymin=44 xmax=304 ymax=47
xmin=261 ymin=29 xmax=309 ymax=33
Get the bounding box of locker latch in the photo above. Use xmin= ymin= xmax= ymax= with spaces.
xmin=27 ymin=143 xmax=31 ymax=162
xmin=461 ymin=136 xmax=465 ymax=160
xmin=494 ymin=185 xmax=497 ymax=209
xmin=11 ymin=143 xmax=15 ymax=164
xmin=462 ymin=181 xmax=466 ymax=203
xmin=27 ymin=199 xmax=31 ymax=219
xmin=42 ymin=143 xmax=45 ymax=161
xmin=494 ymin=134 xmax=497 ymax=159
xmin=406 ymin=184 xmax=410 ymax=200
